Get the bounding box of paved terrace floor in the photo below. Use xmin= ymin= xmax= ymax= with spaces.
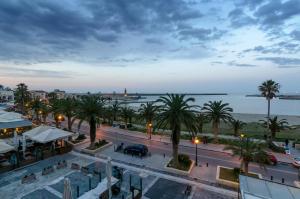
xmin=0 ymin=152 xmax=236 ymax=199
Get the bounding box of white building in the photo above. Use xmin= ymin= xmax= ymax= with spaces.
xmin=30 ymin=90 xmax=47 ymax=100
xmin=53 ymin=89 xmax=66 ymax=99
xmin=0 ymin=90 xmax=14 ymax=102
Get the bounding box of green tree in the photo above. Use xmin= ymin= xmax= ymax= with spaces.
xmin=230 ymin=119 xmax=246 ymax=137
xmin=14 ymin=83 xmax=31 ymax=114
xmin=50 ymin=99 xmax=63 ymax=128
xmin=59 ymin=98 xmax=78 ymax=131
xmin=261 ymin=116 xmax=289 ymax=141
xmin=40 ymin=103 xmax=51 ymax=124
xmin=76 ymin=95 xmax=105 ymax=147
xmin=139 ymin=102 xmax=157 ymax=139
xmin=195 ymin=113 xmax=208 ymax=134
xmin=156 ymin=94 xmax=198 ymax=166
xmin=202 ymin=101 xmax=233 ymax=143
xmin=30 ymin=98 xmax=43 ymax=123
xmin=225 ymin=138 xmax=269 ymax=174
xmin=111 ymin=100 xmax=120 ymax=122
xmin=120 ymin=107 xmax=135 ymax=129
xmin=258 ymin=80 xmax=280 ymax=120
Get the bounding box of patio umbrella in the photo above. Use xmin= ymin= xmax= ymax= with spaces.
xmin=0 ymin=139 xmax=14 ymax=153
xmin=63 ymin=177 xmax=73 ymax=199
xmin=106 ymin=157 xmax=112 ymax=199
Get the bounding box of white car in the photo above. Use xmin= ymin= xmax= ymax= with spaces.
xmin=292 ymin=157 xmax=300 ymax=168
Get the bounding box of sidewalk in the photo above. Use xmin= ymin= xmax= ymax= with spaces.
xmin=101 ymin=126 xmax=295 ymax=164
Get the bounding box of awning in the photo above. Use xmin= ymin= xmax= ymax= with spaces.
xmin=0 ymin=120 xmax=32 ymax=130
xmin=0 ymin=111 xmax=23 ymax=122
xmin=0 ymin=139 xmax=15 ymax=153
xmin=23 ymin=125 xmax=73 ymax=143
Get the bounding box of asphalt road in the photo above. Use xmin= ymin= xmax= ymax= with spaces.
xmin=59 ymin=120 xmax=300 ymax=185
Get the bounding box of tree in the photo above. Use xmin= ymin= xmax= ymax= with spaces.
xmin=14 ymin=83 xmax=31 ymax=114
xmin=261 ymin=116 xmax=289 ymax=141
xmin=258 ymin=80 xmax=280 ymax=121
xmin=30 ymin=98 xmax=43 ymax=123
xmin=230 ymin=119 xmax=246 ymax=137
xmin=225 ymin=138 xmax=269 ymax=174
xmin=76 ymin=95 xmax=105 ymax=147
xmin=139 ymin=102 xmax=157 ymax=139
xmin=59 ymin=98 xmax=78 ymax=131
xmin=111 ymin=100 xmax=120 ymax=122
xmin=202 ymin=101 xmax=233 ymax=143
xmin=156 ymin=94 xmax=198 ymax=166
xmin=40 ymin=103 xmax=51 ymax=124
xmin=195 ymin=113 xmax=208 ymax=134
xmin=50 ymin=99 xmax=63 ymax=128
xmin=120 ymin=107 xmax=135 ymax=129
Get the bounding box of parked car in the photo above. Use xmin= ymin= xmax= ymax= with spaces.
xmin=124 ymin=144 xmax=148 ymax=157
xmin=292 ymin=157 xmax=300 ymax=168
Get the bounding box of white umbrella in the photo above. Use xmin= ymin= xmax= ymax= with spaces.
xmin=63 ymin=178 xmax=73 ymax=199
xmin=0 ymin=139 xmax=14 ymax=153
xmin=106 ymin=157 xmax=112 ymax=199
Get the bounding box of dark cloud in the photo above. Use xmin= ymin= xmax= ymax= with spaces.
xmin=177 ymin=26 xmax=226 ymax=41
xmin=256 ymin=57 xmax=300 ymax=67
xmin=228 ymin=8 xmax=256 ymax=27
xmin=144 ymin=38 xmax=164 ymax=45
xmin=227 ymin=61 xmax=256 ymax=67
xmin=243 ymin=42 xmax=300 ymax=55
xmin=254 ymin=0 xmax=300 ymax=29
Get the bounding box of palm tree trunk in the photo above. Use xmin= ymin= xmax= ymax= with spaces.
xmin=172 ymin=143 xmax=179 ymax=166
xmin=125 ymin=118 xmax=128 ymax=129
xmin=67 ymin=117 xmax=72 ymax=132
xmin=267 ymin=99 xmax=271 ymax=119
xmin=243 ymin=161 xmax=249 ymax=174
xmin=90 ymin=118 xmax=96 ymax=147
xmin=212 ymin=121 xmax=219 ymax=143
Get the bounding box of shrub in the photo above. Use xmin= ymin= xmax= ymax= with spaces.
xmin=233 ymin=167 xmax=241 ymax=179
xmin=268 ymin=142 xmax=285 ymax=153
xmin=178 ymin=154 xmax=192 ymax=167
xmin=76 ymin=134 xmax=86 ymax=141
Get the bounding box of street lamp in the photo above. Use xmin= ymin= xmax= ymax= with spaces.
xmin=194 ymin=137 xmax=200 ymax=166
xmin=148 ymin=123 xmax=152 ymax=139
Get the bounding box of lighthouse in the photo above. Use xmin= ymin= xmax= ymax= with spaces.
xmin=124 ymin=88 xmax=127 ymax=97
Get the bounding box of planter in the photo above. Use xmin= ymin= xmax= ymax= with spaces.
xmin=81 ymin=142 xmax=112 ymax=155
xmin=164 ymin=158 xmax=194 ymax=175
xmin=294 ymin=181 xmax=300 ymax=188
xmin=216 ymin=166 xmax=262 ymax=189
xmin=67 ymin=138 xmax=89 ymax=147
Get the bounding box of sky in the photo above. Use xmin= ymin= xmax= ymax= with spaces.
xmin=0 ymin=0 xmax=300 ymax=94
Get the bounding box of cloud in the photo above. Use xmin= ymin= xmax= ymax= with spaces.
xmin=177 ymin=26 xmax=226 ymax=41
xmin=234 ymin=0 xmax=265 ymax=10
xmin=227 ymin=61 xmax=256 ymax=67
xmin=144 ymin=38 xmax=163 ymax=45
xmin=0 ymin=66 xmax=74 ymax=78
xmin=291 ymin=30 xmax=300 ymax=41
xmin=228 ymin=8 xmax=256 ymax=27
xmin=256 ymin=57 xmax=300 ymax=67
xmin=243 ymin=42 xmax=300 ymax=55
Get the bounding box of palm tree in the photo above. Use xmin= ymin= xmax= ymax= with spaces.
xmin=50 ymin=99 xmax=63 ymax=128
xmin=261 ymin=116 xmax=289 ymax=141
xmin=225 ymin=138 xmax=269 ymax=174
xmin=156 ymin=94 xmax=198 ymax=166
xmin=258 ymin=80 xmax=280 ymax=121
xmin=230 ymin=119 xmax=246 ymax=137
xmin=30 ymin=98 xmax=43 ymax=123
xmin=195 ymin=113 xmax=208 ymax=134
xmin=139 ymin=102 xmax=157 ymax=139
xmin=76 ymin=95 xmax=105 ymax=147
xmin=120 ymin=107 xmax=135 ymax=129
xmin=59 ymin=98 xmax=78 ymax=131
xmin=202 ymin=101 xmax=233 ymax=143
xmin=14 ymin=83 xmax=31 ymax=114
xmin=111 ymin=100 xmax=120 ymax=122
xmin=40 ymin=103 xmax=51 ymax=124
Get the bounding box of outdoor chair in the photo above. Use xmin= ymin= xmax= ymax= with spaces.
xmin=71 ymin=163 xmax=80 ymax=170
xmin=21 ymin=173 xmax=37 ymax=184
xmin=81 ymin=166 xmax=89 ymax=175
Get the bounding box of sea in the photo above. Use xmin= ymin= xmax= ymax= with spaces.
xmin=128 ymin=94 xmax=300 ymax=116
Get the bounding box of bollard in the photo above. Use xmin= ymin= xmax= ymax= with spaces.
xmin=163 ymin=153 xmax=165 ymax=158
xmin=99 ymin=172 xmax=102 ymax=182
xmin=271 ymin=176 xmax=273 ymax=181
xmin=122 ymin=195 xmax=124 ymax=199
xmin=206 ymin=163 xmax=208 ymax=167
xmin=77 ymin=186 xmax=79 ymax=197
xmin=282 ymin=178 xmax=284 ymax=184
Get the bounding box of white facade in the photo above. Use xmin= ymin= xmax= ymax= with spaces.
xmin=30 ymin=90 xmax=47 ymax=100
xmin=0 ymin=90 xmax=14 ymax=102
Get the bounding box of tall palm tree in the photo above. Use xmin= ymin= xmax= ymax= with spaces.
xmin=120 ymin=107 xmax=135 ymax=129
xmin=30 ymin=98 xmax=43 ymax=123
xmin=40 ymin=103 xmax=51 ymax=124
xmin=76 ymin=95 xmax=105 ymax=147
xmin=225 ymin=138 xmax=269 ymax=174
xmin=261 ymin=116 xmax=289 ymax=141
xmin=139 ymin=102 xmax=157 ymax=139
xmin=14 ymin=83 xmax=31 ymax=115
xmin=258 ymin=80 xmax=280 ymax=121
xmin=230 ymin=119 xmax=246 ymax=137
xmin=111 ymin=100 xmax=120 ymax=122
xmin=50 ymin=99 xmax=63 ymax=128
xmin=195 ymin=113 xmax=208 ymax=134
xmin=156 ymin=94 xmax=198 ymax=166
xmin=202 ymin=101 xmax=233 ymax=143
xmin=59 ymin=98 xmax=78 ymax=131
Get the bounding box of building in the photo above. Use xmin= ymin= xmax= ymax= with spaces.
xmin=30 ymin=90 xmax=47 ymax=101
xmin=53 ymin=89 xmax=66 ymax=99
xmin=239 ymin=175 xmax=300 ymax=199
xmin=0 ymin=90 xmax=14 ymax=102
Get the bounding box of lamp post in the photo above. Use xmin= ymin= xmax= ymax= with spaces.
xmin=148 ymin=123 xmax=152 ymax=140
xmin=240 ymin=134 xmax=245 ymax=169
xmin=194 ymin=137 xmax=199 ymax=166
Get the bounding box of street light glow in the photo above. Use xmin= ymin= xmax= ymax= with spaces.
xmin=195 ymin=137 xmax=200 ymax=144
xmin=240 ymin=134 xmax=245 ymax=138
